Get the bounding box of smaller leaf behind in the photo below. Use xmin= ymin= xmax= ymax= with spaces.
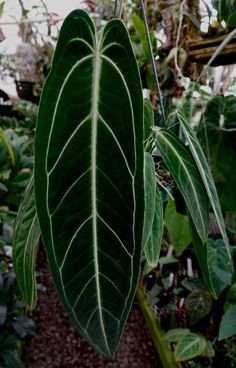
xmin=189 ymin=218 xmax=233 ymax=299
xmin=174 ymin=333 xmax=206 ymax=362
xmin=13 ymin=176 xmax=40 ymax=309
xmin=219 ymin=304 xmax=236 ymax=340
xmin=145 ymin=186 xmax=163 ymax=268
xmin=142 ymin=153 xmax=156 ymax=249
xmin=154 ymin=128 xmax=209 ymax=243
xmin=177 ymin=112 xmax=231 ymax=258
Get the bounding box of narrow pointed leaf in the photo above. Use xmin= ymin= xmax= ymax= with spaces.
xmin=177 ymin=112 xmax=230 ymax=258
xmin=34 ymin=10 xmax=144 ymax=357
xmin=145 ymin=186 xmax=163 ymax=267
xmin=13 ymin=176 xmax=40 ymax=309
xmin=155 ymin=129 xmax=209 ymax=243
xmin=144 ymin=98 xmax=154 ymax=142
xmin=142 ymin=153 xmax=156 ymax=249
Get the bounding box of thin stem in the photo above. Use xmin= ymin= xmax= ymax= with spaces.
xmin=140 ymin=0 xmax=165 ymax=126
xmin=118 ymin=0 xmax=124 ymax=18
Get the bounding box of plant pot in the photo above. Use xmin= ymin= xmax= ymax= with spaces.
xmin=15 ymin=80 xmax=39 ymax=104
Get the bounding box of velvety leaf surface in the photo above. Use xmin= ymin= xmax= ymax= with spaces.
xmin=34 ymin=10 xmax=144 ymax=357
xmin=13 ymin=176 xmax=40 ymax=308
xmin=155 ymin=128 xmax=209 ymax=243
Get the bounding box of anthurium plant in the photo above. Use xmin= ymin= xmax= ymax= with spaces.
xmin=13 ymin=8 xmax=233 ymax=358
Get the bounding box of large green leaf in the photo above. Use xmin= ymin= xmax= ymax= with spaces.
xmin=13 ymin=176 xmax=40 ymax=309
xmin=177 ymin=111 xmax=230 ymax=255
xmin=154 ymin=128 xmax=209 ymax=243
xmin=34 ymin=10 xmax=144 ymax=357
xmin=142 ymin=153 xmax=156 ymax=249
xmin=145 ymin=186 xmax=163 ymax=267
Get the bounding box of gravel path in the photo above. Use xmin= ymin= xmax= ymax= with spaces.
xmin=23 ymin=250 xmax=162 ymax=368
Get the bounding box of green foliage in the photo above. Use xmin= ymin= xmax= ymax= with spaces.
xmin=145 ymin=185 xmax=163 ymax=267
xmin=13 ymin=176 xmax=40 ymax=309
xmin=219 ymin=304 xmax=236 ymax=340
xmin=155 ymin=128 xmax=209 ymax=243
xmin=165 ymin=329 xmax=214 ymax=362
xmin=164 ymin=200 xmax=192 ymax=254
xmin=34 ymin=10 xmax=144 ymax=357
xmin=185 ymin=289 xmax=212 ymax=326
xmin=197 ymin=95 xmax=236 ymax=212
xmin=177 ymin=112 xmax=230 ymax=254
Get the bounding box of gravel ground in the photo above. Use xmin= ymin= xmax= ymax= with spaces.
xmin=23 ymin=250 xmax=162 ymax=368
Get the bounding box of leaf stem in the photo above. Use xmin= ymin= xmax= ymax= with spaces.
xmin=140 ymin=0 xmax=165 ymax=126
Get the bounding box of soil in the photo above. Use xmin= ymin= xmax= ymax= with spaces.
xmin=23 ymin=249 xmax=162 ymax=368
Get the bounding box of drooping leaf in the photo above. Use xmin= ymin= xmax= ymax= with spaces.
xmin=177 ymin=111 xmax=230 ymax=255
xmin=34 ymin=10 xmax=144 ymax=357
xmin=164 ymin=200 xmax=192 ymax=254
xmin=0 ymin=127 xmax=15 ymax=166
xmin=145 ymin=186 xmax=163 ymax=267
xmin=164 ymin=328 xmax=190 ymax=343
xmin=197 ymin=95 xmax=236 ymax=212
xmin=219 ymin=304 xmax=236 ymax=340
xmin=174 ymin=333 xmax=206 ymax=362
xmin=190 ymin=219 xmax=233 ymax=299
xmin=142 ymin=153 xmax=156 ymax=250
xmin=13 ymin=176 xmax=40 ymax=309
xmin=155 ymin=128 xmax=209 ymax=243
xmin=185 ymin=289 xmax=212 ymax=326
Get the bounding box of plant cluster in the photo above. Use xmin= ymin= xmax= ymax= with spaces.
xmin=0 ymin=1 xmax=236 ymax=367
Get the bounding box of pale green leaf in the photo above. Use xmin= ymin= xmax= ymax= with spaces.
xmin=142 ymin=153 xmax=156 ymax=249
xmin=164 ymin=200 xmax=192 ymax=254
xmin=164 ymin=328 xmax=190 ymax=343
xmin=219 ymin=304 xmax=236 ymax=340
xmin=175 ymin=333 xmax=206 ymax=362
xmin=155 ymin=128 xmax=209 ymax=243
xmin=34 ymin=10 xmax=144 ymax=357
xmin=145 ymin=186 xmax=163 ymax=267
xmin=177 ymin=112 xmax=230 ymax=258
xmin=13 ymin=176 xmax=40 ymax=309
xmin=200 ymin=340 xmax=215 ymax=358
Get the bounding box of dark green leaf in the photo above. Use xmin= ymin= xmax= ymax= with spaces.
xmin=227 ymin=11 xmax=236 ymax=26
xmin=186 ymin=289 xmax=212 ymax=325
xmin=34 ymin=10 xmax=144 ymax=357
xmin=190 ymin=220 xmax=233 ymax=298
xmin=13 ymin=176 xmax=40 ymax=309
xmin=155 ymin=128 xmax=209 ymax=243
xmin=177 ymin=111 xmax=230 ymax=255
